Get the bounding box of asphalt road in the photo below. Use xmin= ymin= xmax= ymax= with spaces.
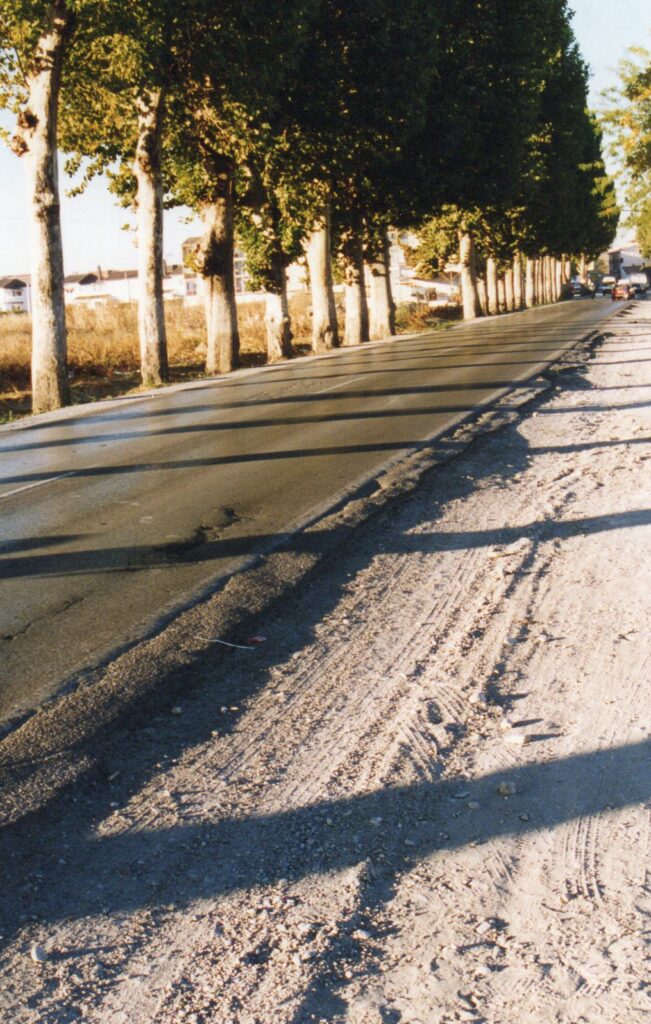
xmin=0 ymin=298 xmax=621 ymax=727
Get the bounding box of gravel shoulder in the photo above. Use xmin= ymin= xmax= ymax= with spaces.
xmin=1 ymin=301 xmax=650 ymax=1024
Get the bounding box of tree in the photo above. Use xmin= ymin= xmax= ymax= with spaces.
xmin=300 ymin=0 xmax=435 ymax=345
xmin=170 ymin=2 xmax=319 ymax=371
xmin=636 ymin=201 xmax=651 ymax=260
xmin=61 ymin=4 xmax=227 ymax=379
xmin=601 ymin=46 xmax=651 ymax=258
xmin=415 ymin=0 xmax=580 ymax=319
xmin=515 ymin=31 xmax=618 ymax=286
xmin=59 ymin=2 xmax=209 ymax=387
xmin=0 ymin=1 xmax=78 ymax=412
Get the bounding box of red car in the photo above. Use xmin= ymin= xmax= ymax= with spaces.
xmin=612 ymin=281 xmax=634 ymax=301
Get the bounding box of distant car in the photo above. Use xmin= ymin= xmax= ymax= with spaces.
xmin=410 ymin=284 xmax=460 ymax=309
xmin=572 ymin=280 xmax=595 ymax=297
xmin=612 ymin=281 xmax=634 ymax=301
xmin=629 ymin=275 xmax=648 ymax=295
xmin=601 ymin=276 xmax=616 ymax=296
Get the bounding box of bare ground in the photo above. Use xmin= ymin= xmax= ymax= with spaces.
xmin=1 ymin=302 xmax=650 ymax=1023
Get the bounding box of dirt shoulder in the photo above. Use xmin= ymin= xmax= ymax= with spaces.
xmin=1 ymin=301 xmax=649 ymax=1024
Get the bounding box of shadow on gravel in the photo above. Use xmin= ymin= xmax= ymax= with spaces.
xmin=2 ymin=737 xmax=651 ymax=1021
xmin=2 ymin=353 xmax=649 ymax=1017
xmin=1 ymin=504 xmax=650 ymax=581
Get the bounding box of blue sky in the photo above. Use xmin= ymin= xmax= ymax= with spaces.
xmin=1 ymin=2 xmax=649 ymax=276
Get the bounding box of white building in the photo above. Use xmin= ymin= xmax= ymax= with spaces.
xmin=0 ymin=275 xmax=31 ymax=314
xmin=63 ymin=266 xmax=187 ymax=307
xmin=608 ymin=238 xmax=650 ymax=280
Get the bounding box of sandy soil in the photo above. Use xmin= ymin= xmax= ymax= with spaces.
xmin=1 ymin=301 xmax=650 ymax=1023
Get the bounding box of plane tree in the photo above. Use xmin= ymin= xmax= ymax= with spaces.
xmin=513 ymin=29 xmax=618 ymax=304
xmin=331 ymin=0 xmax=434 ymax=346
xmin=413 ymin=0 xmax=577 ymax=320
xmin=57 ymin=1 xmax=211 ymax=388
xmin=170 ymin=1 xmax=319 ymax=372
xmin=601 ymin=46 xmax=651 ymax=261
xmin=0 ymin=0 xmax=83 ymax=412
xmin=287 ymin=0 xmax=435 ymax=347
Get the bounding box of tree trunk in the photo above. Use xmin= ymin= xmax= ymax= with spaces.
xmin=564 ymin=257 xmax=572 ymax=283
xmin=134 ymin=88 xmax=168 ymax=387
xmin=305 ymin=209 xmax=339 ymax=352
xmin=368 ymin=232 xmax=396 ymax=339
xmin=541 ymin=256 xmax=548 ymax=303
xmin=265 ymin=252 xmax=293 ymax=361
xmin=197 ymin=157 xmax=239 ymax=375
xmin=525 ymin=257 xmax=535 ymax=309
xmin=504 ymin=268 xmax=514 ymax=311
xmin=496 ymin=275 xmax=506 ymax=313
xmin=554 ymin=258 xmax=563 ymax=301
xmin=579 ymin=253 xmax=587 ymax=285
xmin=476 ymin=276 xmax=488 ymax=316
xmin=536 ymin=258 xmax=544 ymax=304
xmin=342 ymin=236 xmax=369 ymax=346
xmin=486 ymin=256 xmax=499 ymax=315
xmin=458 ymin=231 xmax=482 ymax=320
xmin=513 ymin=254 xmax=523 ymax=310
xmin=12 ymin=1 xmax=74 ymax=413
xmin=546 ymin=256 xmax=555 ymax=304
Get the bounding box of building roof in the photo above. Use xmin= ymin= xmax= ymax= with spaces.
xmin=65 ymin=273 xmax=98 ymax=285
xmin=65 ymin=267 xmax=184 ymax=286
xmin=0 ymin=276 xmax=28 ymax=289
xmin=103 ymin=269 xmax=138 ymax=281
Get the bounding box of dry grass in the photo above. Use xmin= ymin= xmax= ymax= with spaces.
xmin=0 ymin=292 xmax=447 ymax=421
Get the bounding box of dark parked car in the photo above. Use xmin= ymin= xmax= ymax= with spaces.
xmin=612 ymin=281 xmax=634 ymax=301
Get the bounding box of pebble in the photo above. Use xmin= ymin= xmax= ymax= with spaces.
xmin=353 ymin=929 xmax=371 ymax=941
xmin=504 ymin=733 xmax=526 ymax=746
xmin=475 ymin=920 xmax=492 ymax=935
xmin=30 ymin=943 xmax=48 ymax=963
xmin=497 ymin=782 xmax=517 ymax=796
xmin=519 ymin=813 xmax=531 ymax=822
xmin=467 ymin=801 xmax=480 ymax=810
xmin=453 ymin=791 xmax=470 ymax=800
xmin=170 ymin=706 xmax=182 ymax=716
xmin=370 ymin=817 xmax=383 ymax=826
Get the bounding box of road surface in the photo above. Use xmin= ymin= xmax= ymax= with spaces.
xmin=0 ymin=299 xmax=619 ymax=726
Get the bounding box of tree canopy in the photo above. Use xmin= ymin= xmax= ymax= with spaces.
xmin=601 ymin=45 xmax=651 ymax=258
xmin=0 ymin=0 xmax=620 ymax=410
